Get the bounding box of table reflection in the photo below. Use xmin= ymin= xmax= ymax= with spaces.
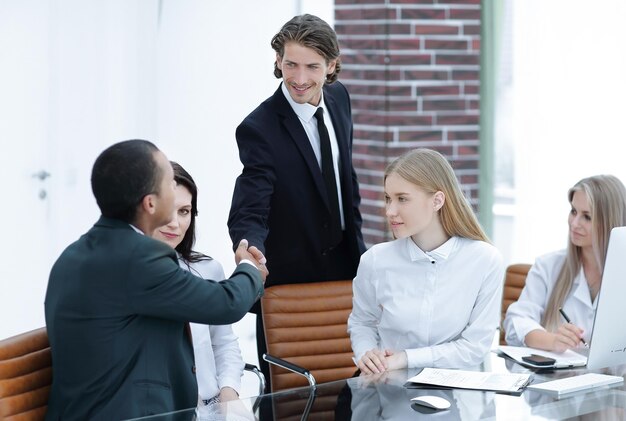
xmin=347 ymin=368 xmax=494 ymax=421
xmin=124 ymin=356 xmax=626 ymax=421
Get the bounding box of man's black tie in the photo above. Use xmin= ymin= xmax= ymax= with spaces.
xmin=314 ymin=107 xmax=342 ymax=247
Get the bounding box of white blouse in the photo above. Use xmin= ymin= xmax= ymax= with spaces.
xmin=348 ymin=236 xmax=504 ymax=369
xmin=180 ymin=256 xmax=245 ymax=401
xmin=503 ymin=250 xmax=597 ymax=346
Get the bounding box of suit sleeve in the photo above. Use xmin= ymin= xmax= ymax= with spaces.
xmin=351 ymin=165 xmax=365 ymax=255
xmin=228 ymin=120 xmax=276 ymax=254
xmin=345 ymin=88 xmax=366 ymax=254
xmin=339 ymin=82 xmax=366 ymax=254
xmin=126 ymin=242 xmax=263 ymax=325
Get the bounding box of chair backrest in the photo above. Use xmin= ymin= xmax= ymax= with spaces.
xmin=261 ymin=280 xmax=355 ymax=392
xmin=0 ymin=327 xmax=51 ymax=421
xmin=500 ymin=264 xmax=532 ymax=345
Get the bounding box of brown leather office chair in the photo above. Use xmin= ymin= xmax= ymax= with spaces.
xmin=261 ymin=280 xmax=356 ymax=392
xmin=269 ymin=381 xmax=347 ymax=421
xmin=500 ymin=264 xmax=532 ymax=345
xmin=0 ymin=327 xmax=51 ymax=421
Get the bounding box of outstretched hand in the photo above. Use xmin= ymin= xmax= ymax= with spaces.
xmin=235 ymin=239 xmax=268 ymax=282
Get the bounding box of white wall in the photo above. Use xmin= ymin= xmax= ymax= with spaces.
xmin=493 ymin=0 xmax=626 ymax=266
xmin=1 ymin=1 xmax=57 ymax=340
xmin=157 ymin=0 xmax=332 ymax=273
xmin=6 ymin=0 xmax=625 ymax=340
xmin=0 ymin=0 xmax=332 ymax=341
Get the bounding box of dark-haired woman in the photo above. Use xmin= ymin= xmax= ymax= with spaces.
xmin=152 ymin=162 xmax=243 ymax=406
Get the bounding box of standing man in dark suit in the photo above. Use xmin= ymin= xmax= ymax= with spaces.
xmin=44 ymin=140 xmax=266 ymax=420
xmin=228 ymin=14 xmax=366 ymax=384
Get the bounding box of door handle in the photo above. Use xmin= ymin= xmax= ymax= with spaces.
xmin=32 ymin=170 xmax=51 ymax=181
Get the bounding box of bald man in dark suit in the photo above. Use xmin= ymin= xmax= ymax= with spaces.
xmin=45 ymin=140 xmax=266 ymax=420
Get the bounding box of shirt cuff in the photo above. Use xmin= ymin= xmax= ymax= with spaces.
xmin=239 ymin=259 xmax=257 ymax=268
xmin=352 ymin=340 xmax=378 ymax=362
xmin=405 ymin=347 xmax=434 ymax=368
xmin=218 ymin=377 xmax=241 ymax=395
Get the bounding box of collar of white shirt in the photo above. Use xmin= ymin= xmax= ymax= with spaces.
xmin=407 ymin=236 xmax=458 ymax=263
xmin=571 ymin=268 xmax=598 ymax=309
xmin=280 ymin=82 xmax=327 ymax=123
xmin=129 ymin=224 xmax=144 ymax=235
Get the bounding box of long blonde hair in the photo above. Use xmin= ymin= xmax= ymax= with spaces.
xmin=384 ymin=148 xmax=489 ymax=242
xmin=542 ymin=175 xmax=626 ymax=330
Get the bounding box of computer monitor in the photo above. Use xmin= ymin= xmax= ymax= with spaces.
xmin=586 ymin=226 xmax=626 ymax=369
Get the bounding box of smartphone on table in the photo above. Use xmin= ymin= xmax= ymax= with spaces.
xmin=522 ymin=354 xmax=556 ymax=366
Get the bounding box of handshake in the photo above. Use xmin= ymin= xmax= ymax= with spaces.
xmin=235 ymin=239 xmax=269 ymax=282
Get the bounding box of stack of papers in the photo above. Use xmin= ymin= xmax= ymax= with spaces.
xmin=406 ymin=368 xmax=532 ymax=394
xmin=497 ymin=345 xmax=587 ymax=369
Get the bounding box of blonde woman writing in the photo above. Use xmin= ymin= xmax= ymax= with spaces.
xmin=504 ymin=175 xmax=626 ymax=352
xmin=348 ymin=148 xmax=504 ymax=374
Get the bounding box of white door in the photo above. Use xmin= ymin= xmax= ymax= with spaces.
xmin=0 ymin=1 xmax=160 ymax=340
xmin=0 ymin=3 xmax=55 ymax=339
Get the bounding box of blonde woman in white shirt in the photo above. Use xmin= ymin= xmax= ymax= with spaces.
xmin=504 ymin=175 xmax=626 ymax=352
xmin=348 ymin=148 xmax=504 ymax=375
xmin=152 ymin=162 xmax=244 ymax=406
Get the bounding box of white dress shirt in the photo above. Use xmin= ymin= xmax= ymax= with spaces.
xmin=503 ymin=250 xmax=597 ymax=346
xmin=348 ymin=236 xmax=504 ymax=368
xmin=179 ymin=256 xmax=245 ymax=401
xmin=281 ymin=82 xmax=345 ymax=229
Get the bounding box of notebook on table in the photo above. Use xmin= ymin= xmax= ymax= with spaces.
xmin=497 ymin=345 xmax=587 ymax=369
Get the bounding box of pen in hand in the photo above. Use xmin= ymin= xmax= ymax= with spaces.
xmin=559 ymin=307 xmax=589 ymax=348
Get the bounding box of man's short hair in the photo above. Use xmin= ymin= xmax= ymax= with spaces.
xmin=91 ymin=139 xmax=162 ymax=223
xmin=271 ymin=14 xmax=341 ymax=83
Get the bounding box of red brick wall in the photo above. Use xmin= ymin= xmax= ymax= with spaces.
xmin=335 ymin=0 xmax=482 ymax=246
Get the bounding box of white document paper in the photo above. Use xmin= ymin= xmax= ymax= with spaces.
xmin=498 ymin=345 xmax=587 ymax=368
xmin=407 ymin=368 xmax=532 ymax=393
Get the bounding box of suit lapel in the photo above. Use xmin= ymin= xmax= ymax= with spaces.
xmin=273 ymin=86 xmax=331 ymax=210
xmin=324 ymin=90 xmax=350 ymax=188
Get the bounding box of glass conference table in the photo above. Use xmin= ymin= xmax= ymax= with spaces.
xmin=125 ymin=353 xmax=626 ymax=420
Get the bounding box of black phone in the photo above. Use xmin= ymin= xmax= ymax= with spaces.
xmin=521 ymin=354 xmax=556 ymax=366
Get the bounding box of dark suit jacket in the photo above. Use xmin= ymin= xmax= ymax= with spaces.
xmin=44 ymin=216 xmax=263 ymax=420
xmin=228 ymin=82 xmax=366 ymax=296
